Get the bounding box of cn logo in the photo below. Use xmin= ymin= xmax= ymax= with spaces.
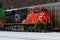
xmin=39 ymin=12 xmax=44 ymax=21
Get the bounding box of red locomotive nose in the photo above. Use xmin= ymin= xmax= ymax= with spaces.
xmin=23 ymin=6 xmax=51 ymax=24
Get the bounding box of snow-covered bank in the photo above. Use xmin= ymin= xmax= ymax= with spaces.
xmin=0 ymin=31 xmax=60 ymax=40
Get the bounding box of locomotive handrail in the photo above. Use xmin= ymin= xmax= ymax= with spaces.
xmin=4 ymin=22 xmax=49 ymax=25
xmin=4 ymin=23 xmax=36 ymax=25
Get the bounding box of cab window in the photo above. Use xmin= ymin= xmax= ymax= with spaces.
xmin=33 ymin=9 xmax=40 ymax=13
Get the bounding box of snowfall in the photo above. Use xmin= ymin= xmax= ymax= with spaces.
xmin=0 ymin=31 xmax=60 ymax=40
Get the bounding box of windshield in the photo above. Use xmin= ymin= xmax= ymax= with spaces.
xmin=33 ymin=9 xmax=40 ymax=13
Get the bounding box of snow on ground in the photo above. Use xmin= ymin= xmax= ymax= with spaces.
xmin=0 ymin=31 xmax=60 ymax=40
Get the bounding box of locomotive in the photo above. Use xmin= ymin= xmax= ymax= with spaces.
xmin=2 ymin=6 xmax=54 ymax=32
xmin=21 ymin=6 xmax=52 ymax=32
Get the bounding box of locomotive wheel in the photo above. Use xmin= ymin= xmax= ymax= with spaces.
xmin=34 ymin=24 xmax=46 ymax=32
xmin=5 ymin=26 xmax=12 ymax=31
xmin=24 ymin=24 xmax=35 ymax=32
